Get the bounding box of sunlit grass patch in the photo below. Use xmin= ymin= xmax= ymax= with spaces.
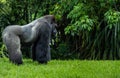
xmin=0 ymin=58 xmax=119 ymax=78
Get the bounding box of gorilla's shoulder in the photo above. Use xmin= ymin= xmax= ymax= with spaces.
xmin=4 ymin=25 xmax=21 ymax=30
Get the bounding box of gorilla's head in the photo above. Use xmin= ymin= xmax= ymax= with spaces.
xmin=43 ymin=15 xmax=58 ymax=38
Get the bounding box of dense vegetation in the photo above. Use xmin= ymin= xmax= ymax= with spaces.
xmin=0 ymin=0 xmax=120 ymax=60
xmin=0 ymin=58 xmax=119 ymax=78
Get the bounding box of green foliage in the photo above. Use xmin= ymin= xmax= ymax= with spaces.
xmin=65 ymin=3 xmax=95 ymax=36
xmin=51 ymin=43 xmax=73 ymax=59
xmin=63 ymin=1 xmax=120 ymax=60
xmin=65 ymin=15 xmax=94 ymax=36
xmin=104 ymin=9 xmax=120 ymax=29
xmin=67 ymin=3 xmax=86 ymax=19
xmin=50 ymin=0 xmax=79 ymax=20
xmin=0 ymin=58 xmax=119 ymax=78
xmin=57 ymin=43 xmax=69 ymax=54
xmin=0 ymin=44 xmax=7 ymax=58
xmin=103 ymin=9 xmax=120 ymax=59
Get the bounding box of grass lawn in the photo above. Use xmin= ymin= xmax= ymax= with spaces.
xmin=0 ymin=58 xmax=119 ymax=78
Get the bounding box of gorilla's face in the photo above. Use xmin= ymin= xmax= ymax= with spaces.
xmin=44 ymin=15 xmax=58 ymax=38
xmin=51 ymin=17 xmax=57 ymax=38
xmin=51 ymin=23 xmax=57 ymax=38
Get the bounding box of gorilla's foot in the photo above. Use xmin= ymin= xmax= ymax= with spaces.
xmin=11 ymin=60 xmax=23 ymax=65
xmin=38 ymin=60 xmax=48 ymax=64
xmin=10 ymin=57 xmax=23 ymax=65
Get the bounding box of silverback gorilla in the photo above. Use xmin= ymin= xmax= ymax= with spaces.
xmin=2 ymin=15 xmax=57 ymax=65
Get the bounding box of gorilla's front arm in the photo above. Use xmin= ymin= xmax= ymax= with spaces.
xmin=32 ymin=22 xmax=51 ymax=63
xmin=2 ymin=15 xmax=57 ymax=65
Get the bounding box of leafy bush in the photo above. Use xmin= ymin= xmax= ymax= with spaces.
xmin=65 ymin=3 xmax=95 ymax=36
xmin=0 ymin=44 xmax=7 ymax=58
xmin=104 ymin=9 xmax=120 ymax=29
xmin=51 ymin=42 xmax=76 ymax=59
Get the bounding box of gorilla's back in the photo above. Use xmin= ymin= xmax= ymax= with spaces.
xmin=2 ymin=25 xmax=22 ymax=36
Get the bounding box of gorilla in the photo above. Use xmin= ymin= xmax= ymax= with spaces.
xmin=2 ymin=15 xmax=57 ymax=65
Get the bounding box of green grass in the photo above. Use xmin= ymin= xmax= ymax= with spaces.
xmin=0 ymin=58 xmax=119 ymax=78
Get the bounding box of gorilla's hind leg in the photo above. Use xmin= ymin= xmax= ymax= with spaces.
xmin=32 ymin=44 xmax=36 ymax=61
xmin=3 ymin=34 xmax=23 ymax=65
